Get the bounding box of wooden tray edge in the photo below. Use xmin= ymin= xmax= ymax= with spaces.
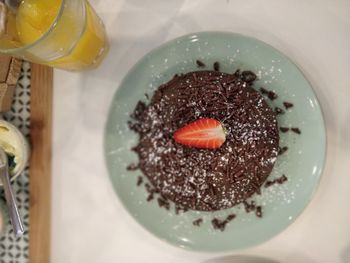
xmin=29 ymin=64 xmax=53 ymax=263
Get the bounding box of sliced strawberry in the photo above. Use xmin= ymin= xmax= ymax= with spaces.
xmin=173 ymin=118 xmax=226 ymax=149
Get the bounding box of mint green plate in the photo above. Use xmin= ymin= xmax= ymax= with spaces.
xmin=104 ymin=32 xmax=326 ymax=251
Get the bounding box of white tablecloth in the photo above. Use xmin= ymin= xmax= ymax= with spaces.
xmin=52 ymin=0 xmax=350 ymax=262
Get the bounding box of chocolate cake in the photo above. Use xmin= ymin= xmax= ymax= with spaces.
xmin=129 ymin=70 xmax=279 ymax=211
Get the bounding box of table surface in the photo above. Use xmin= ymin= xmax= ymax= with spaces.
xmin=52 ymin=0 xmax=350 ymax=262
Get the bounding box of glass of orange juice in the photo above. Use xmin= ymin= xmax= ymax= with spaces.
xmin=0 ymin=0 xmax=109 ymax=71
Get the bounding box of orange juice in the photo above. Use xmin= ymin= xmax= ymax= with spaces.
xmin=0 ymin=0 xmax=108 ymax=71
xmin=16 ymin=0 xmax=62 ymax=44
xmin=51 ymin=2 xmax=109 ymax=70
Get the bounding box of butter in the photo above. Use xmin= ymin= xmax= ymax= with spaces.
xmin=0 ymin=120 xmax=28 ymax=179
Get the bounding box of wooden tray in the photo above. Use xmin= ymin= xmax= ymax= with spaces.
xmin=29 ymin=64 xmax=53 ymax=263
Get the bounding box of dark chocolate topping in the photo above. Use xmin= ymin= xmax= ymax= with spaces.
xmin=129 ymin=70 xmax=279 ymax=211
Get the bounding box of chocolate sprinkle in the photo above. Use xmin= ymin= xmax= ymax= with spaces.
xmin=137 ymin=176 xmax=143 ymax=186
xmin=255 ymin=206 xmax=263 ymax=218
xmin=144 ymin=183 xmax=158 ymax=202
xmin=280 ymin=127 xmax=289 ymax=133
xmin=157 ymin=197 xmax=170 ymax=210
xmin=265 ymin=174 xmax=288 ymax=188
xmin=268 ymin=91 xmax=278 ymax=100
xmin=211 ymin=214 xmax=236 ymax=231
xmin=227 ymin=214 xmax=236 ymax=221
xmin=283 ymin=101 xmax=294 ymax=109
xmin=277 ymin=174 xmax=288 ymax=184
xmin=130 ymin=101 xmax=146 ymax=120
xmin=278 ymin=146 xmax=288 ymax=155
xmin=241 ymin=71 xmax=257 ymax=84
xmin=291 ymin=127 xmax=301 ymax=134
xmin=147 ymin=192 xmax=154 ymax=202
xmin=264 ymin=180 xmax=274 ymax=188
xmin=242 ymin=200 xmax=264 ymax=218
xmin=192 ymin=218 xmax=203 ymax=226
xmin=175 ymin=205 xmax=189 ymax=214
xmin=213 ymin=62 xmax=220 ymax=71
xmin=259 ymin=87 xmax=277 ymax=100
xmin=196 ymin=60 xmax=206 ymax=68
xmin=243 ymin=200 xmax=256 ymax=213
xmin=275 ymin=107 xmax=284 ymax=115
xmin=260 ymin=87 xmax=269 ymax=95
xmin=129 ymin=70 xmax=279 ymax=211
xmin=127 ymin=163 xmax=139 ymax=171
